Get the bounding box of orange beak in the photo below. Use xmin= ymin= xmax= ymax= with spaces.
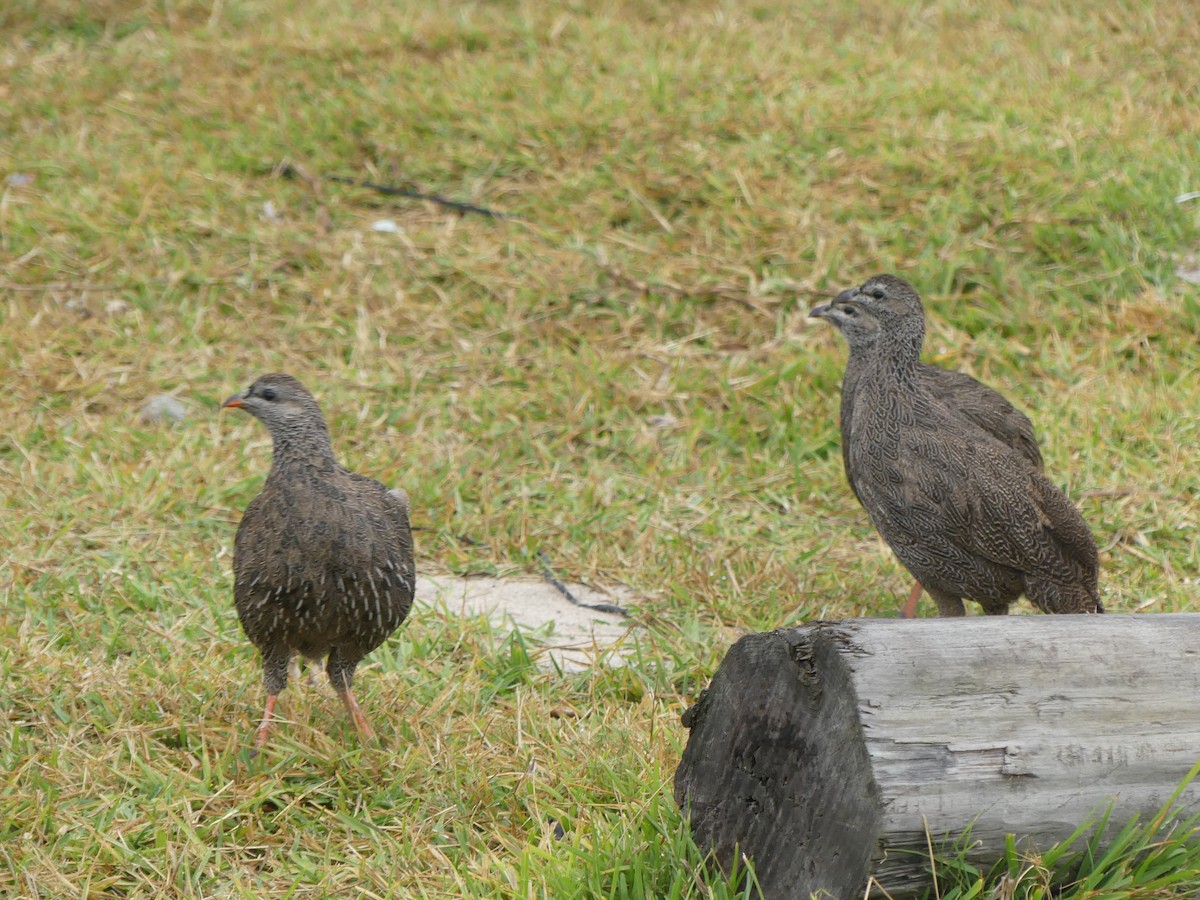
xmin=221 ymin=394 xmax=246 ymax=409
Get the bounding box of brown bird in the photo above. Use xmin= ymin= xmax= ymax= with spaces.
xmin=810 ymin=274 xmax=1101 ymax=617
xmin=833 ymin=288 xmax=1045 ymax=617
xmin=222 ymin=373 xmax=415 ymax=749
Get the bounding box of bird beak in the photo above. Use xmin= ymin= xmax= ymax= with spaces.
xmin=221 ymin=393 xmax=246 ymax=409
xmin=810 ymin=287 xmax=858 ymax=319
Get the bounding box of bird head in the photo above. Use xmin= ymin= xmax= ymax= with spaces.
xmin=222 ymin=373 xmax=328 ymax=436
xmin=809 ymin=274 xmax=925 ymax=350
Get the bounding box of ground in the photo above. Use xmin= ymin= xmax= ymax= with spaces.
xmin=2 ymin=0 xmax=1198 ymax=897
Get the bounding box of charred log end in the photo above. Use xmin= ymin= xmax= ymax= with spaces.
xmin=675 ymin=629 xmax=883 ymax=899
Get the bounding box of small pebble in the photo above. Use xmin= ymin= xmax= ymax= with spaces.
xmin=1174 ymin=253 xmax=1200 ymax=285
xmin=139 ymin=394 xmax=188 ymax=425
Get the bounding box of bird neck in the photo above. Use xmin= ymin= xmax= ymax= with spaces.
xmin=852 ymin=321 xmax=925 ymax=390
xmin=267 ymin=422 xmax=339 ymax=475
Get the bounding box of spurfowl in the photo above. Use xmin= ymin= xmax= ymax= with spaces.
xmin=223 ymin=373 xmax=415 ymax=748
xmin=830 ymin=283 xmax=1045 ymax=617
xmin=810 ymin=275 xmax=1101 ymax=616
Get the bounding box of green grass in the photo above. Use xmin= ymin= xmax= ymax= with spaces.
xmin=2 ymin=0 xmax=1199 ymax=896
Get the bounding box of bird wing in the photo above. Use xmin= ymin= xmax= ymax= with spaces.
xmin=921 ymin=365 xmax=1044 ymax=471
xmin=922 ymin=432 xmax=1095 ymax=586
xmin=345 ymin=472 xmax=416 ymax=593
xmin=233 ymin=489 xmax=293 ymax=607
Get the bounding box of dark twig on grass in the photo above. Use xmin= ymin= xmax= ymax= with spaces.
xmin=325 ymin=174 xmax=516 ymax=220
xmin=453 ymin=532 xmax=490 ymax=549
xmin=597 ymin=260 xmax=776 ymax=318
xmin=588 ymin=249 xmax=829 ymax=317
xmin=537 ymin=551 xmax=630 ymax=618
xmin=1 ymin=281 xmax=126 ymax=292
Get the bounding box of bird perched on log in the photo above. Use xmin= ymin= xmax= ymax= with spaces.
xmin=809 ymin=275 xmax=1101 ymax=617
xmin=833 ymin=288 xmax=1045 ymax=617
xmin=222 ymin=373 xmax=415 ymax=748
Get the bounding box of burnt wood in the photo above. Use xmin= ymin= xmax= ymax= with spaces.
xmin=676 ymin=616 xmax=1200 ymax=898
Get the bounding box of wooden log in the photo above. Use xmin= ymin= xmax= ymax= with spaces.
xmin=674 ymin=615 xmax=1200 ymax=898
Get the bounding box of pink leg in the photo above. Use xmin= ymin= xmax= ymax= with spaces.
xmin=253 ymin=693 xmax=279 ymax=750
xmin=901 ymin=582 xmax=923 ymax=619
xmin=337 ymin=688 xmax=376 ymax=742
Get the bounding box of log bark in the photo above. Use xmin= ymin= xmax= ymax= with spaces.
xmin=674 ymin=615 xmax=1200 ymax=898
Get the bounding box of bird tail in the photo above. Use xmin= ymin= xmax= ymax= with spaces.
xmin=1025 ymin=577 xmax=1103 ymax=614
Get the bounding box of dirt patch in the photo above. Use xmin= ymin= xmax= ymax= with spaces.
xmin=415 ymin=575 xmax=635 ymax=672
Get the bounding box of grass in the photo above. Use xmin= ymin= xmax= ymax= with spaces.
xmin=2 ymin=0 xmax=1198 ymax=896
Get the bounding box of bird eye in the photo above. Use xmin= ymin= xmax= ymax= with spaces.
xmin=870 ymin=288 xmax=885 ymax=300
xmin=840 ymin=304 xmax=858 ymax=317
xmin=261 ymin=388 xmax=277 ymax=401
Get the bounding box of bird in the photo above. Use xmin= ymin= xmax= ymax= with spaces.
xmin=222 ymin=373 xmax=415 ymax=749
xmin=833 ymin=291 xmax=1045 ymax=618
xmin=809 ymin=274 xmax=1102 ymax=617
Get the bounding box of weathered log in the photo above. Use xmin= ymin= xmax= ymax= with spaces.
xmin=675 ymin=615 xmax=1200 ymax=898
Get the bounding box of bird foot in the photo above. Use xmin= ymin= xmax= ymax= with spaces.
xmin=900 ymin=582 xmax=923 ymax=619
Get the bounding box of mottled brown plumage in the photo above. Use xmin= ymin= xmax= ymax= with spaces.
xmin=810 ymin=275 xmax=1101 ymax=617
xmin=223 ymin=373 xmax=415 ymax=748
xmin=834 ymin=290 xmax=1044 ymax=616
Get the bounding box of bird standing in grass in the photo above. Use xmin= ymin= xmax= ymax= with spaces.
xmin=828 ymin=282 xmax=1046 ymax=617
xmin=222 ymin=373 xmax=415 ymax=748
xmin=810 ymin=275 xmax=1101 ymax=617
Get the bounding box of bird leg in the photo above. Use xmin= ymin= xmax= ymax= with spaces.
xmin=253 ymin=694 xmax=279 ymax=750
xmin=327 ymin=652 xmax=375 ymax=742
xmin=901 ymin=582 xmax=923 ymax=618
xmin=253 ymin=649 xmax=291 ymax=751
xmin=337 ymin=687 xmax=376 ymax=741
xmin=927 ymin=588 xmax=966 ymax=617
